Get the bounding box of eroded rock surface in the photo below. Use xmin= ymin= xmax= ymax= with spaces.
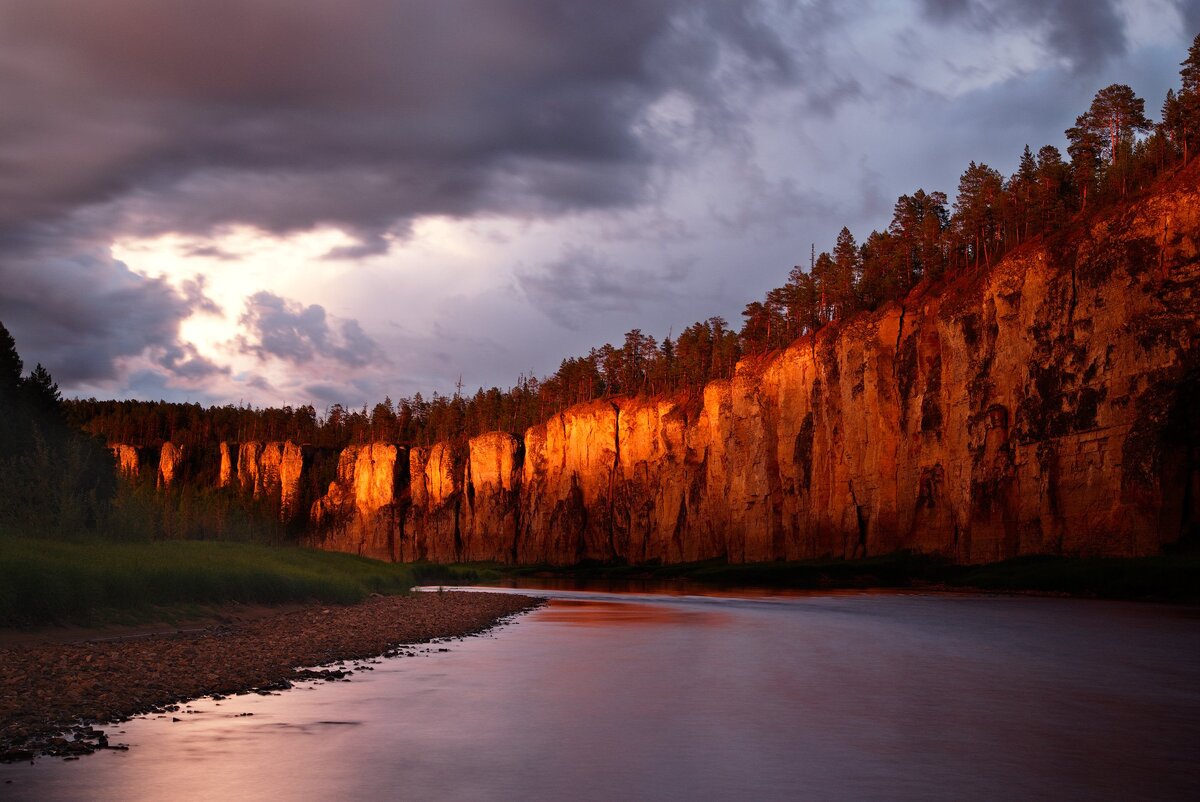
xmin=111 ymin=445 xmax=140 ymax=480
xmin=218 ymin=442 xmax=233 ymax=488
xmin=157 ymin=443 xmax=184 ymax=489
xmin=461 ymin=432 xmax=522 ymax=562
xmin=110 ymin=168 xmax=1200 ymax=565
xmin=237 ymin=441 xmax=306 ymax=519
xmin=310 ymin=444 xmax=405 ymax=561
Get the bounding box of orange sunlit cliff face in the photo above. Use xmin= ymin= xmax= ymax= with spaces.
xmin=113 ymin=162 xmax=1200 ymax=565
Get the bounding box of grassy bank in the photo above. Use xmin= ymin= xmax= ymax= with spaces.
xmin=423 ymin=551 xmax=1200 ymax=603
xmin=0 ymin=537 xmax=416 ymax=627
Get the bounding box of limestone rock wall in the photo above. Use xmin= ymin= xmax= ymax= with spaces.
xmin=157 ymin=443 xmax=184 ymax=489
xmin=404 ymin=443 xmax=464 ymax=562
xmin=218 ymin=442 xmax=233 ymax=488
xmin=461 ymin=432 xmax=522 ymax=562
xmin=111 ymin=445 xmax=140 ymax=479
xmin=108 ymin=167 xmax=1200 ymax=565
xmin=372 ymin=164 xmax=1196 ymax=565
xmin=518 ymin=402 xmax=619 ymax=564
xmin=236 ymin=441 xmax=306 ymax=519
xmin=310 ymin=443 xmax=405 ymax=561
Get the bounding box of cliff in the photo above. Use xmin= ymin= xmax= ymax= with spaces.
xmin=236 ymin=441 xmax=306 ymax=520
xmin=111 ymin=167 xmax=1200 ymax=565
xmin=310 ymin=443 xmax=405 ymax=561
xmin=157 ymin=443 xmax=184 ymax=490
xmin=111 ymin=445 xmax=140 ymax=479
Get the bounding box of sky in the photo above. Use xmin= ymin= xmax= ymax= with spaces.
xmin=0 ymin=0 xmax=1194 ymax=409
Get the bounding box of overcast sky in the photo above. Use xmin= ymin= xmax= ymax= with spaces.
xmin=0 ymin=0 xmax=1193 ymax=408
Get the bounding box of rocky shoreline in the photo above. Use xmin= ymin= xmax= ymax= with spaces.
xmin=0 ymin=591 xmax=540 ymax=762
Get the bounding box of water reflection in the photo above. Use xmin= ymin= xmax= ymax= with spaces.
xmin=2 ymin=589 xmax=1197 ymax=802
xmin=532 ymin=598 xmax=729 ymax=627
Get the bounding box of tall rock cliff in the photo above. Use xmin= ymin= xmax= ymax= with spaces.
xmin=518 ymin=401 xmax=619 ymax=564
xmin=218 ymin=442 xmax=233 ymax=489
xmin=237 ymin=441 xmax=306 ymax=519
xmin=111 ymin=168 xmax=1200 ymax=565
xmin=157 ymin=443 xmax=184 ymax=489
xmin=404 ymin=442 xmax=464 ymax=562
xmin=462 ymin=432 xmax=522 ymax=562
xmin=310 ymin=443 xmax=405 ymax=561
xmin=111 ymin=445 xmax=140 ymax=479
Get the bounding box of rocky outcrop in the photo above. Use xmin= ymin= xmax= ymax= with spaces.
xmin=310 ymin=444 xmax=405 ymax=561
xmin=218 ymin=442 xmax=233 ymax=488
xmin=461 ymin=432 xmax=522 ymax=562
xmin=390 ymin=164 xmax=1192 ymax=565
xmin=157 ymin=443 xmax=184 ymax=489
xmin=404 ymin=443 xmax=464 ymax=562
xmin=105 ymin=167 xmax=1200 ymax=565
xmin=236 ymin=441 xmax=306 ymax=519
xmin=518 ymin=401 xmax=620 ymax=564
xmin=111 ymin=445 xmax=140 ymax=479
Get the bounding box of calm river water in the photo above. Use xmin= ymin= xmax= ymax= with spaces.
xmin=2 ymin=586 xmax=1198 ymax=801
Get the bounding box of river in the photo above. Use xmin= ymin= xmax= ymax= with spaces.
xmin=2 ymin=586 xmax=1198 ymax=801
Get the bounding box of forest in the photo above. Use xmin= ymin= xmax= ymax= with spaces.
xmin=60 ymin=36 xmax=1200 ymax=454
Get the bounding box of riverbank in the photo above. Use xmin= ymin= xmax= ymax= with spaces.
xmin=0 ymin=537 xmax=421 ymax=627
xmin=0 ymin=591 xmax=540 ymax=762
xmin=414 ymin=550 xmax=1200 ymax=603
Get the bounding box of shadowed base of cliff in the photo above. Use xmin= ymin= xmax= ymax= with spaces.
xmin=417 ymin=544 xmax=1200 ymax=604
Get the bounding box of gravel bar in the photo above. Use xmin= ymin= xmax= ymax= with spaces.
xmin=0 ymin=591 xmax=541 ymax=762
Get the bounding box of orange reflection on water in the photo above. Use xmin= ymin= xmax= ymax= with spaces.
xmin=531 ymin=598 xmax=729 ymax=627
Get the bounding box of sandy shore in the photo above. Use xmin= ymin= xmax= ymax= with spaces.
xmin=0 ymin=591 xmax=540 ymax=762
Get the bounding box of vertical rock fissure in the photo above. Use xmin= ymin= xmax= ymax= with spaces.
xmin=608 ymin=401 xmax=620 ymax=561
xmin=848 ymin=480 xmax=868 ymax=558
xmin=1068 ymin=258 xmax=1078 ymax=326
xmin=511 ymin=437 xmax=525 ymax=565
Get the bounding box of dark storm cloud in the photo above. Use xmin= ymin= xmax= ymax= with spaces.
xmin=238 ymin=291 xmax=385 ymax=368
xmin=0 ymin=0 xmax=797 ymax=247
xmin=920 ymin=0 xmax=1128 ymax=72
xmin=0 ymin=0 xmax=811 ymax=392
xmin=158 ymin=342 xmax=229 ymax=381
xmin=1183 ymin=3 xmax=1200 ymax=38
xmin=0 ymin=228 xmax=210 ymax=385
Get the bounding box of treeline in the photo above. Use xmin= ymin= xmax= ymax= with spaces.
xmin=67 ymin=35 xmax=1200 ymax=452
xmin=737 ymin=59 xmax=1198 ymax=353
xmin=0 ymin=324 xmax=116 ymax=538
xmin=64 ymin=320 xmax=740 ymax=451
xmin=1 ymin=322 xmax=321 ymax=543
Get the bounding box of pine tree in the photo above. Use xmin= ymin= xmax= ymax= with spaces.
xmin=1011 ymin=145 xmax=1038 ymax=243
xmin=831 ymin=227 xmax=861 ymax=318
xmin=1176 ymin=33 xmax=1200 ymax=161
xmin=0 ymin=321 xmax=22 ymax=396
xmin=952 ymin=162 xmax=1005 ymax=268
xmin=1034 ymin=145 xmax=1070 ymax=229
xmin=1066 ymin=118 xmax=1103 ymax=211
xmin=1086 ymin=84 xmax=1152 ymax=163
xmin=23 ymin=363 xmax=63 ymax=420
xmin=1162 ymin=88 xmax=1186 ymax=161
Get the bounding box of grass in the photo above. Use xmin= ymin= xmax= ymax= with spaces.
xmin=4 ymin=535 xmax=1194 ymax=629
xmin=0 ymin=536 xmax=417 ymax=627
